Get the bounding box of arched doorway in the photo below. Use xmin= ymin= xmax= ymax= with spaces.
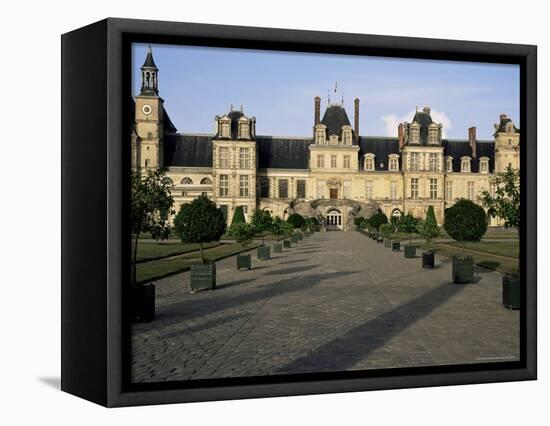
xmin=326 ymin=209 xmax=342 ymax=231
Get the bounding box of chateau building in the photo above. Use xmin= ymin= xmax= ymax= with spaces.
xmin=132 ymin=48 xmax=520 ymax=230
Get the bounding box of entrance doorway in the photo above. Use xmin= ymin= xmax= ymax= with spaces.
xmin=326 ymin=209 xmax=342 ymax=230
xmin=330 ymin=188 xmax=338 ymax=199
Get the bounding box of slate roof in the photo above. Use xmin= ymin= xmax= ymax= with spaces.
xmin=142 ymin=48 xmax=158 ymax=69
xmin=257 ymin=136 xmax=313 ymax=169
xmin=493 ymin=114 xmax=520 ymax=136
xmin=358 ymin=137 xmax=400 ymax=171
xmin=411 ymin=109 xmax=434 ymax=145
xmin=163 ymin=134 xmax=213 ymax=168
xmin=321 ymin=105 xmax=352 ymax=137
xmin=442 ymin=139 xmax=495 ymax=172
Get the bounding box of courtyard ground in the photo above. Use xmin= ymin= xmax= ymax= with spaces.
xmin=131 ymin=231 xmax=519 ymax=383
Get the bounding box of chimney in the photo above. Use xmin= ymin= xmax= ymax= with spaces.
xmin=354 ymin=98 xmax=360 ymax=138
xmin=314 ymin=96 xmax=321 ymax=125
xmin=398 ymin=123 xmax=404 ymax=150
xmin=468 ymin=126 xmax=477 ymax=158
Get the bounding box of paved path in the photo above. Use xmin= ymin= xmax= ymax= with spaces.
xmin=132 ymin=232 xmax=519 ymax=383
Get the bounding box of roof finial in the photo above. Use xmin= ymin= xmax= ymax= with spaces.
xmin=328 ymin=89 xmax=331 ymax=104
xmin=240 ymin=104 xmax=243 ymax=112
xmin=334 ymin=81 xmax=338 ymax=93
xmin=147 ymin=45 xmax=152 ymax=54
xmin=230 ymin=104 xmax=233 ymax=111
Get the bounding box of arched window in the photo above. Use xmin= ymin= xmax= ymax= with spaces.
xmin=180 ymin=177 xmax=193 ymax=185
xmin=200 ymin=177 xmax=212 ymax=185
xmin=162 ymin=177 xmax=174 ymax=186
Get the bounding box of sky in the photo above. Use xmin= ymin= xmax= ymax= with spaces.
xmin=132 ymin=43 xmax=520 ymax=140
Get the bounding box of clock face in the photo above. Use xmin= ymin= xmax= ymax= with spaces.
xmin=142 ymin=104 xmax=152 ymax=115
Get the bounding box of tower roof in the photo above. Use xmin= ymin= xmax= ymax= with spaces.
xmin=321 ymin=105 xmax=351 ymax=136
xmin=142 ymin=46 xmax=158 ymax=69
xmin=410 ymin=106 xmax=435 ymax=144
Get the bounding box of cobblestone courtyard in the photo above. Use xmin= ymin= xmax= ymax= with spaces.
xmin=131 ymin=231 xmax=519 ymax=383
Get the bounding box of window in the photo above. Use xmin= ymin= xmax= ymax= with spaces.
xmin=144 ymin=159 xmax=150 ymax=167
xmin=239 ymin=122 xmax=250 ymax=139
xmin=316 ymin=128 xmax=326 ymax=144
xmin=365 ymin=181 xmax=373 ymax=199
xmin=410 ymin=152 xmax=420 ymax=172
xmin=445 ymin=181 xmax=452 ymax=200
xmin=428 ymin=126 xmax=439 ymax=144
xmin=446 ymin=157 xmax=453 ymax=172
xmin=220 ymin=205 xmax=228 ymax=222
xmin=468 ymin=181 xmax=474 ymax=200
xmin=278 ymin=179 xmax=288 ymax=198
xmin=219 ymin=175 xmax=229 ymax=197
xmin=181 ymin=177 xmax=193 ymax=184
xmin=489 ymin=183 xmax=496 ymax=198
xmin=429 ymin=178 xmax=438 ymax=199
xmin=428 ymin=153 xmax=439 ymax=172
xmin=181 ymin=191 xmax=188 ymax=197
xmin=410 ymin=124 xmax=420 ymax=144
xmin=410 ymin=178 xmax=419 ymax=199
xmin=239 ymin=175 xmax=249 ymax=197
xmin=296 ymin=179 xmax=306 ymax=198
xmin=480 ymin=159 xmax=489 ymax=173
xmin=220 ymin=120 xmax=231 ymax=138
xmin=331 ymin=155 xmax=337 ymax=168
xmin=259 ymin=177 xmax=270 ymax=198
xmin=389 ymin=157 xmax=399 ymax=172
xmin=461 ymin=157 xmax=471 ymax=173
xmin=200 ymin=177 xmax=212 ymax=185
xmin=342 ymin=130 xmax=352 ymax=145
xmin=317 ymin=155 xmax=325 ymax=168
xmin=343 ymin=155 xmax=350 ymax=169
xmin=508 ymin=138 xmax=512 ymax=145
xmin=390 ymin=181 xmax=397 ymax=199
xmin=317 ymin=180 xmax=325 ymax=198
xmin=201 ymin=192 xmax=207 ymax=197
xmin=219 ymin=147 xmax=230 ymax=168
xmin=239 ymin=148 xmax=250 ymax=169
xmin=365 ymin=156 xmax=375 ymax=171
xmin=163 ymin=177 xmax=174 ymax=186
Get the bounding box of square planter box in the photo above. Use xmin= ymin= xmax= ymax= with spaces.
xmin=257 ymin=245 xmax=271 ymax=260
xmin=391 ymin=241 xmax=401 ymax=252
xmin=404 ymin=245 xmax=416 ymax=258
xmin=291 ymin=234 xmax=299 ymax=243
xmin=131 ymin=283 xmax=155 ymax=323
xmin=190 ymin=263 xmax=216 ymax=292
xmin=452 ymin=257 xmax=474 ymax=284
xmin=377 ymin=237 xmax=384 ymax=243
xmin=283 ymin=240 xmax=292 ymax=248
xmin=384 ymin=239 xmax=392 ymax=248
xmin=236 ymin=253 xmax=251 ymax=270
xmin=273 ymin=242 xmax=283 ymax=253
xmin=503 ymin=275 xmax=520 ymax=309
xmin=296 ymin=233 xmax=303 ymax=241
xmin=422 ymin=251 xmax=435 ymax=268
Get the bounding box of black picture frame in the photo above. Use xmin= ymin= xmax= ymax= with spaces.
xmin=61 ymin=17 xmax=537 ymax=407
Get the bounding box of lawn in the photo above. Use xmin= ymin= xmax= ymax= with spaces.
xmin=417 ymin=240 xmax=519 ymax=276
xmin=136 ymin=241 xmax=220 ymax=262
xmin=136 ymin=242 xmax=261 ymax=284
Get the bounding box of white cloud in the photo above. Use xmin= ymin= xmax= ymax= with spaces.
xmin=381 ymin=109 xmax=452 ymax=138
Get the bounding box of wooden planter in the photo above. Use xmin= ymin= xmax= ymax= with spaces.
xmin=404 ymin=245 xmax=416 ymax=258
xmin=283 ymin=240 xmax=292 ymax=248
xmin=257 ymin=245 xmax=271 ymax=260
xmin=502 ymin=275 xmax=520 ymax=309
xmin=391 ymin=240 xmax=400 ymax=252
xmin=190 ymin=263 xmax=216 ymax=292
xmin=452 ymin=257 xmax=474 ymax=284
xmin=132 ymin=283 xmax=155 ymax=323
xmin=273 ymin=243 xmax=283 ymax=253
xmin=236 ymin=254 xmax=251 ymax=270
xmin=384 ymin=239 xmax=392 ymax=248
xmin=422 ymin=251 xmax=435 ymax=268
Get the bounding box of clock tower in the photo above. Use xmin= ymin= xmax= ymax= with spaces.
xmin=134 ymin=46 xmax=164 ymax=169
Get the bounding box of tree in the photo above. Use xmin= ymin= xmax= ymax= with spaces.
xmin=230 ymin=222 xmax=256 ymax=249
xmin=368 ymin=211 xmax=389 ymax=230
xmin=399 ymin=212 xmax=420 ymax=244
xmin=481 ymin=165 xmax=520 ymax=230
xmin=354 ymin=216 xmax=365 ymax=228
xmin=282 ymin=221 xmax=294 ymax=237
xmin=271 ymin=216 xmax=286 ymax=238
xmin=230 ymin=206 xmax=246 ymax=227
xmin=444 ymin=199 xmax=487 ymax=257
xmin=131 ymin=168 xmax=175 ymax=286
xmin=379 ymin=223 xmax=393 ymax=239
xmin=287 ymin=213 xmax=306 ymax=229
xmin=251 ymin=209 xmax=272 ymax=245
xmin=418 ymin=206 xmax=440 ymax=249
xmin=173 ymin=195 xmax=226 ymax=264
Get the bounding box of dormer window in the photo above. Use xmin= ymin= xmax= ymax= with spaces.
xmin=428 ymin=123 xmax=440 ymax=145
xmin=388 ymin=154 xmax=399 ymax=172
xmin=446 ymin=156 xmax=453 ymax=172
xmin=479 ymin=157 xmax=489 ymax=173
xmin=365 ymin=154 xmax=375 ymax=171
xmin=315 ymin=125 xmax=326 ymax=144
xmin=238 ymin=119 xmax=250 ymax=139
xmin=220 ymin=118 xmax=231 ymax=138
xmin=506 ymin=123 xmax=513 ymax=133
xmin=410 ymin=122 xmax=421 ymax=144
xmin=342 ymin=126 xmax=353 ymax=145
xmin=461 ymin=156 xmax=471 ymax=173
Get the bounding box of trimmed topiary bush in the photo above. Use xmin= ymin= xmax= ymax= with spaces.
xmin=418 ymin=206 xmax=440 ymax=250
xmin=287 ymin=213 xmax=306 ymax=229
xmin=354 ymin=216 xmax=365 ymax=228
xmin=230 ymin=206 xmax=246 ymax=227
xmin=368 ymin=211 xmax=389 ymax=231
xmin=444 ymin=199 xmax=487 ymax=253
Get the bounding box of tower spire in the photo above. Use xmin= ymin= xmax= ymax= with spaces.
xmin=140 ymin=46 xmax=159 ymax=95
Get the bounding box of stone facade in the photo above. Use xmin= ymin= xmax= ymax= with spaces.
xmin=132 ymin=48 xmax=520 ymax=229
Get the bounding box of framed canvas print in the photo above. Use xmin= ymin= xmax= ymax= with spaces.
xmin=61 ymin=18 xmax=537 ymax=407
